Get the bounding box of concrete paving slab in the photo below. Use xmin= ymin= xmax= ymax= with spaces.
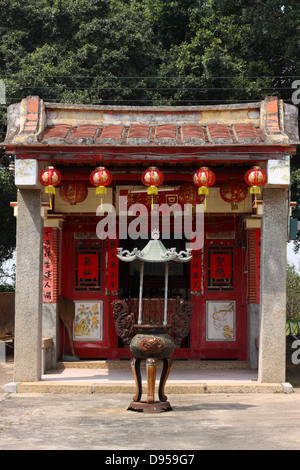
xmin=0 ymin=392 xmax=300 ymax=450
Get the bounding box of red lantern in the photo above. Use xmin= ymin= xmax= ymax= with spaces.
xmin=90 ymin=166 xmax=112 ymax=208
xmin=178 ymin=182 xmax=205 ymax=206
xmin=244 ymin=166 xmax=267 ymax=208
xmin=141 ymin=166 xmax=164 ymax=208
xmin=40 ymin=166 xmax=62 ymax=210
xmin=59 ymin=182 xmax=88 ymax=205
xmin=193 ymin=167 xmax=215 ymax=210
xmin=220 ymin=179 xmax=248 ymax=210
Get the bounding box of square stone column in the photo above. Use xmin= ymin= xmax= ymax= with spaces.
xmin=258 ymin=188 xmax=288 ymax=383
xmin=14 ymin=189 xmax=43 ymax=382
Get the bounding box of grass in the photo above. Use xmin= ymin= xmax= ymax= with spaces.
xmin=286 ymin=318 xmax=300 ymax=335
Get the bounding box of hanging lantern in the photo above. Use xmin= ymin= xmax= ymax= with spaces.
xmin=59 ymin=182 xmax=88 ymax=205
xmin=40 ymin=166 xmax=62 ymax=210
xmin=244 ymin=166 xmax=267 ymax=208
xmin=90 ymin=166 xmax=112 ymax=208
xmin=141 ymin=166 xmax=164 ymax=208
xmin=178 ymin=182 xmax=205 ymax=206
xmin=192 ymin=167 xmax=215 ymax=210
xmin=220 ymin=179 xmax=248 ymax=211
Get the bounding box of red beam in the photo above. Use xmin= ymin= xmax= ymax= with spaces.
xmin=58 ymin=168 xmax=247 ymax=183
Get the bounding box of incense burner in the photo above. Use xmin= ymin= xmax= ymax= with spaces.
xmin=129 ymin=325 xmax=175 ymax=360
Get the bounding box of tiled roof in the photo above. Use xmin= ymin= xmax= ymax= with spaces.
xmin=2 ymin=96 xmax=299 ymax=150
xmin=39 ymin=122 xmax=264 ymax=146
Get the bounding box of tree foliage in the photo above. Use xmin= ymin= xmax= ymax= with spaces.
xmin=0 ymin=0 xmax=299 ymax=108
xmin=0 ymin=153 xmax=16 ymax=280
xmin=0 ymin=0 xmax=299 ymax=270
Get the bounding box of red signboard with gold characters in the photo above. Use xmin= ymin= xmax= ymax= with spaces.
xmin=43 ymin=228 xmax=54 ymax=303
xmin=107 ymin=238 xmax=119 ymax=293
xmin=190 ymin=250 xmax=202 ymax=292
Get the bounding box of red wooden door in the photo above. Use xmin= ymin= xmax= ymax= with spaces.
xmin=190 ymin=236 xmax=247 ymax=360
xmin=60 ymin=218 xmax=117 ymax=359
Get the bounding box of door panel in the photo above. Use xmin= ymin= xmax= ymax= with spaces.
xmin=60 ymin=218 xmax=113 ymax=358
xmin=190 ymin=230 xmax=247 ymax=360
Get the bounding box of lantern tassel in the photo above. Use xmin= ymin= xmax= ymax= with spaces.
xmin=147 ymin=186 xmax=158 ymax=196
xmin=96 ymin=186 xmax=107 ymax=209
xmin=45 ymin=185 xmax=56 ymax=195
xmin=250 ymin=186 xmax=261 ymax=209
xmin=45 ymin=186 xmax=55 ymax=210
xmin=198 ymin=187 xmax=209 ymax=210
xmin=96 ymin=186 xmax=107 ymax=195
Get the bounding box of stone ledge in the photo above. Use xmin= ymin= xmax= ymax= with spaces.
xmin=57 ymin=360 xmax=251 ymax=370
xmin=6 ymin=381 xmax=291 ymax=395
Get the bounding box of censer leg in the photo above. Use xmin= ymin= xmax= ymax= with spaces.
xmin=130 ymin=358 xmax=142 ymax=402
xmin=146 ymin=358 xmax=157 ymax=403
xmin=159 ymin=358 xmax=173 ymax=402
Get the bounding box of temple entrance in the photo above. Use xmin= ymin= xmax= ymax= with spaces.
xmin=59 ymin=212 xmax=247 ymax=361
xmin=118 ymin=236 xmax=190 ymax=302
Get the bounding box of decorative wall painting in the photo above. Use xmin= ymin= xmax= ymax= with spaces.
xmin=206 ymin=300 xmax=236 ymax=342
xmin=73 ymin=301 xmax=103 ymax=341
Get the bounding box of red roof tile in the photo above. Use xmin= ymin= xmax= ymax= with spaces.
xmin=42 ymin=124 xmax=72 ymax=140
xmin=156 ymin=124 xmax=177 ymax=140
xmin=67 ymin=125 xmax=98 ymax=140
xmin=233 ymin=124 xmax=262 ymax=141
xmin=207 ymin=124 xmax=232 ymax=141
xmin=98 ymin=125 xmax=123 ymax=140
xmin=181 ymin=125 xmax=204 ymax=142
xmin=128 ymin=125 xmax=150 ymax=139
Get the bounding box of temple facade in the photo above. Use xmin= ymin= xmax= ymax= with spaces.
xmin=3 ymin=95 xmax=299 ymax=384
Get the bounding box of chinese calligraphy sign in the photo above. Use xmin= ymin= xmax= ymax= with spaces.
xmin=43 ymin=228 xmax=55 ymax=303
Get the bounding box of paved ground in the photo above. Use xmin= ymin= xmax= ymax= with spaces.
xmin=1 ymin=361 xmax=300 ymax=451
xmin=0 ymin=390 xmax=300 ymax=450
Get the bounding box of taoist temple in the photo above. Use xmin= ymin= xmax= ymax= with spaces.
xmin=2 ymin=96 xmax=299 ymax=384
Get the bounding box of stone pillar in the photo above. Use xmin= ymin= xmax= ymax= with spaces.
xmin=258 ymin=188 xmax=288 ymax=383
xmin=14 ymin=189 xmax=43 ymax=382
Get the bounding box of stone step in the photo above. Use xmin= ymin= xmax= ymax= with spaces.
xmin=8 ymin=381 xmax=288 ymax=394
xmin=57 ymin=360 xmax=251 ymax=370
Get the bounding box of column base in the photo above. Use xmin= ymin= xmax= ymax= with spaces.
xmin=128 ymin=400 xmax=172 ymax=413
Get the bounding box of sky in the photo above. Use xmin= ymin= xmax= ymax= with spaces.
xmin=287 ymin=241 xmax=300 ymax=273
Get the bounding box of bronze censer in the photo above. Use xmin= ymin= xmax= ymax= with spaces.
xmin=117 ymin=229 xmax=192 ymax=413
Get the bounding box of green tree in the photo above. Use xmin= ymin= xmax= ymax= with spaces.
xmin=0 ymin=0 xmax=300 ymax=268
xmin=286 ymin=263 xmax=300 ymax=320
xmin=0 ymin=152 xmax=16 ymax=284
